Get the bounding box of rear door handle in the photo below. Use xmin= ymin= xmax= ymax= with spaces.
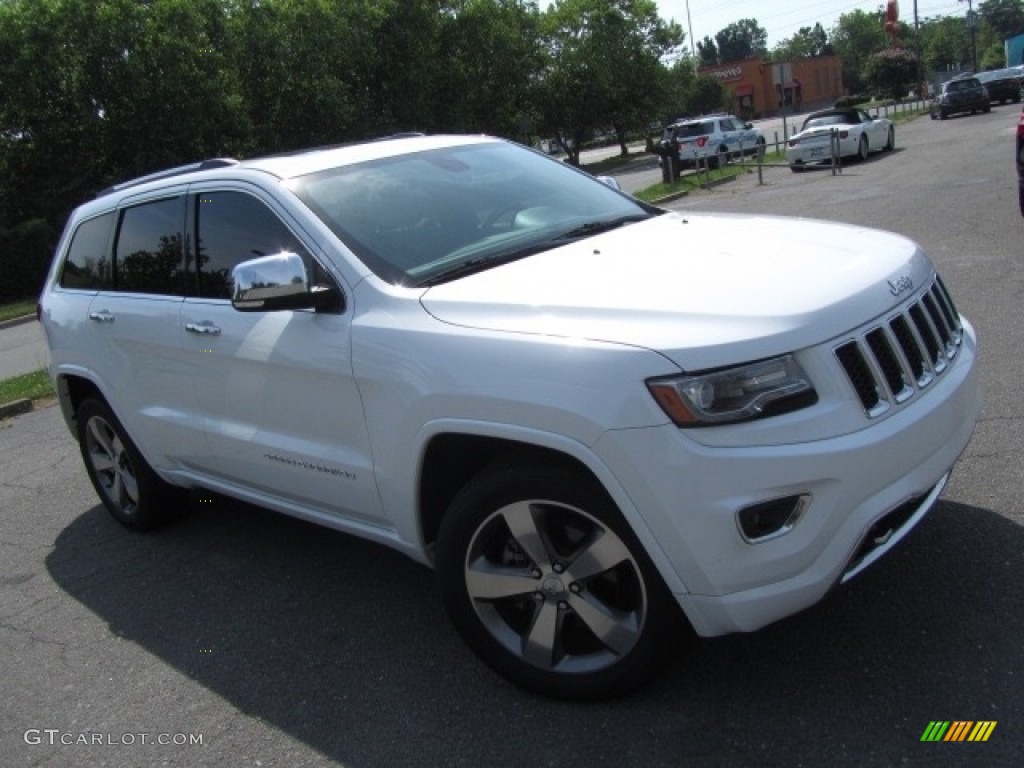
xmin=185 ymin=321 xmax=221 ymax=336
xmin=88 ymin=310 xmax=115 ymax=323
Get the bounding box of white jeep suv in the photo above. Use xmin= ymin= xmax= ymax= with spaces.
xmin=39 ymin=134 xmax=980 ymax=699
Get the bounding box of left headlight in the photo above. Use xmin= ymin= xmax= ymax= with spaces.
xmin=647 ymin=355 xmax=817 ymax=427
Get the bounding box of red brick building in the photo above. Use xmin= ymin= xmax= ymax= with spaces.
xmin=698 ymin=56 xmax=845 ymax=119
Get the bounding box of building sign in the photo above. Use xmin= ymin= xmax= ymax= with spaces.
xmin=708 ymin=66 xmax=743 ymax=81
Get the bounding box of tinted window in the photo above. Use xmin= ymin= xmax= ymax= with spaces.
xmin=195 ymin=191 xmax=314 ymax=299
xmin=115 ymin=197 xmax=185 ymax=295
xmin=677 ymin=121 xmax=715 ymax=138
xmin=60 ymin=213 xmax=114 ymax=290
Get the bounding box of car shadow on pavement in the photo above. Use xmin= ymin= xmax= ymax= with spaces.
xmin=46 ymin=495 xmax=1021 ymax=767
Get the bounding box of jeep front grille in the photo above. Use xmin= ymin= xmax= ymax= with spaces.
xmin=835 ymin=276 xmax=963 ymax=418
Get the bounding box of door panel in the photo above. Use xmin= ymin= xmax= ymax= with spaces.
xmin=182 ymin=188 xmax=383 ymax=524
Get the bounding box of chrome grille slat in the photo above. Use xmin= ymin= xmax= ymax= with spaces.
xmin=834 ymin=278 xmax=963 ymax=418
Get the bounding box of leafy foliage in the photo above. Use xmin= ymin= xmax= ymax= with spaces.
xmin=831 ymin=10 xmax=888 ymax=94
xmin=714 ymin=19 xmax=767 ymax=63
xmin=865 ymin=47 xmax=920 ymax=100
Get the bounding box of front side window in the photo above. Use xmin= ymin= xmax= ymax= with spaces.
xmin=114 ymin=197 xmax=185 ymax=295
xmin=194 ymin=191 xmax=322 ymax=300
xmin=60 ymin=213 xmax=114 ymax=290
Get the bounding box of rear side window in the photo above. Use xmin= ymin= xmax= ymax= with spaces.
xmin=114 ymin=197 xmax=185 ymax=295
xmin=194 ymin=191 xmax=314 ymax=299
xmin=59 ymin=213 xmax=114 ymax=290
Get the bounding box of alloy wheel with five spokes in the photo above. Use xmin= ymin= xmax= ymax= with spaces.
xmin=437 ymin=465 xmax=679 ymax=699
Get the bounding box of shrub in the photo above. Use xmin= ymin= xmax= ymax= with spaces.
xmin=865 ymin=48 xmax=919 ymax=101
xmin=0 ymin=218 xmax=57 ymax=301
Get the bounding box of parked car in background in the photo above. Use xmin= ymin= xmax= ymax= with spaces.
xmin=930 ymin=76 xmax=990 ymax=119
xmin=1017 ymin=109 xmax=1024 ymax=216
xmin=786 ymin=108 xmax=894 ymax=171
xmin=658 ymin=114 xmax=764 ymax=169
xmin=39 ymin=134 xmax=980 ymax=699
xmin=976 ymin=68 xmax=1022 ymax=105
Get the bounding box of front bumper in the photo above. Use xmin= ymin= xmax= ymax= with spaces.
xmin=593 ymin=324 xmax=980 ymax=637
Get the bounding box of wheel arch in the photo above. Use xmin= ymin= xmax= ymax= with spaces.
xmin=415 ymin=427 xmax=688 ymax=595
xmin=54 ymin=369 xmax=109 ymax=439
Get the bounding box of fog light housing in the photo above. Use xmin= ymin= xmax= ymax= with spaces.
xmin=737 ymin=494 xmax=810 ymax=543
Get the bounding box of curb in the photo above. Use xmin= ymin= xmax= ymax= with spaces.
xmin=650 ymin=173 xmax=737 ymax=205
xmin=0 ymin=314 xmax=36 ymax=330
xmin=0 ymin=398 xmax=33 ymax=420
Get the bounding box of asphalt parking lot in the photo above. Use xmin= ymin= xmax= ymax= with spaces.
xmin=2 ymin=109 xmax=1021 ymax=767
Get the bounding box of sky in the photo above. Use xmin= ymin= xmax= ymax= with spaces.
xmin=546 ymin=0 xmax=974 ymax=51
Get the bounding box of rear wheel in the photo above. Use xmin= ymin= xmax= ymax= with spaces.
xmin=884 ymin=126 xmax=895 ymax=151
xmin=77 ymin=398 xmax=185 ymax=530
xmin=436 ymin=464 xmax=680 ymax=699
xmin=857 ymin=135 xmax=869 ymax=161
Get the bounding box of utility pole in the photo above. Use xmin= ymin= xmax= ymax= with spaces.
xmin=958 ymin=0 xmax=978 ymax=73
xmin=686 ymin=0 xmax=697 ymax=73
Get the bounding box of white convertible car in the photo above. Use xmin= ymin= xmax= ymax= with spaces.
xmin=786 ymin=107 xmax=895 ymax=171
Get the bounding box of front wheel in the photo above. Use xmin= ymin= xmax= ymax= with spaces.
xmin=76 ymin=398 xmax=185 ymax=530
xmin=436 ymin=465 xmax=680 ymax=699
xmin=884 ymin=126 xmax=895 ymax=151
xmin=857 ymin=135 xmax=869 ymax=161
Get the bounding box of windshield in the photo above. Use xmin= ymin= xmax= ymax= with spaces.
xmin=802 ymin=113 xmax=852 ymax=130
xmin=290 ymin=141 xmax=657 ymax=286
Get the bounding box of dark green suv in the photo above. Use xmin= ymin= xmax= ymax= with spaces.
xmin=930 ymin=76 xmax=990 ymax=120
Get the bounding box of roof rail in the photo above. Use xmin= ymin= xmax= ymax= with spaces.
xmin=96 ymin=158 xmax=240 ymax=198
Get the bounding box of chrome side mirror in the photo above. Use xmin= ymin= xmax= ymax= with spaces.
xmin=595 ymin=175 xmax=622 ymax=192
xmin=231 ymin=252 xmax=315 ymax=312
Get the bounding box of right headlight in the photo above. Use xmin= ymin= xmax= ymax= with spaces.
xmin=647 ymin=354 xmax=817 ymax=427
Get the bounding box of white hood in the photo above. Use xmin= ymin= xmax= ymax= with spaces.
xmin=420 ymin=212 xmax=934 ymax=370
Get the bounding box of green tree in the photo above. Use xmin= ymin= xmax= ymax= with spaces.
xmin=537 ymin=0 xmax=681 ymax=163
xmin=919 ymin=16 xmax=970 ymax=72
xmin=772 ymin=23 xmax=832 ymax=60
xmin=715 ymin=19 xmax=767 ymax=63
xmin=832 ymin=9 xmax=888 ymax=93
xmin=435 ymin=0 xmax=545 ymax=139
xmin=978 ymin=0 xmax=1024 ymax=41
xmin=697 ymin=35 xmax=718 ymax=66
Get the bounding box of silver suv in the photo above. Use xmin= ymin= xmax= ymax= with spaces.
xmin=659 ymin=114 xmax=765 ymax=168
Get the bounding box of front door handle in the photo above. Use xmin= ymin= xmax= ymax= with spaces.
xmin=88 ymin=310 xmax=115 ymax=323
xmin=185 ymin=321 xmax=221 ymax=336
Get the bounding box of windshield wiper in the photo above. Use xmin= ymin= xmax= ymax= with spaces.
xmin=555 ymin=213 xmax=654 ymax=241
xmin=416 ymin=245 xmax=551 ymax=287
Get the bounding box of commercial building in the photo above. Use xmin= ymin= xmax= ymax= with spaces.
xmin=699 ymin=56 xmax=845 ymax=119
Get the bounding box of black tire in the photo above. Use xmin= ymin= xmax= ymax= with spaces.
xmin=857 ymin=134 xmax=869 ymax=161
xmin=755 ymin=137 xmax=766 ymax=160
xmin=436 ymin=464 xmax=681 ymax=699
xmin=713 ymin=146 xmax=729 ymax=169
xmin=884 ymin=126 xmax=895 ymax=151
xmin=790 ymin=164 xmax=805 ymax=173
xmin=984 ymin=103 xmax=991 ymax=113
xmin=939 ymin=109 xmax=947 ymax=120
xmin=76 ymin=397 xmax=185 ymax=530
